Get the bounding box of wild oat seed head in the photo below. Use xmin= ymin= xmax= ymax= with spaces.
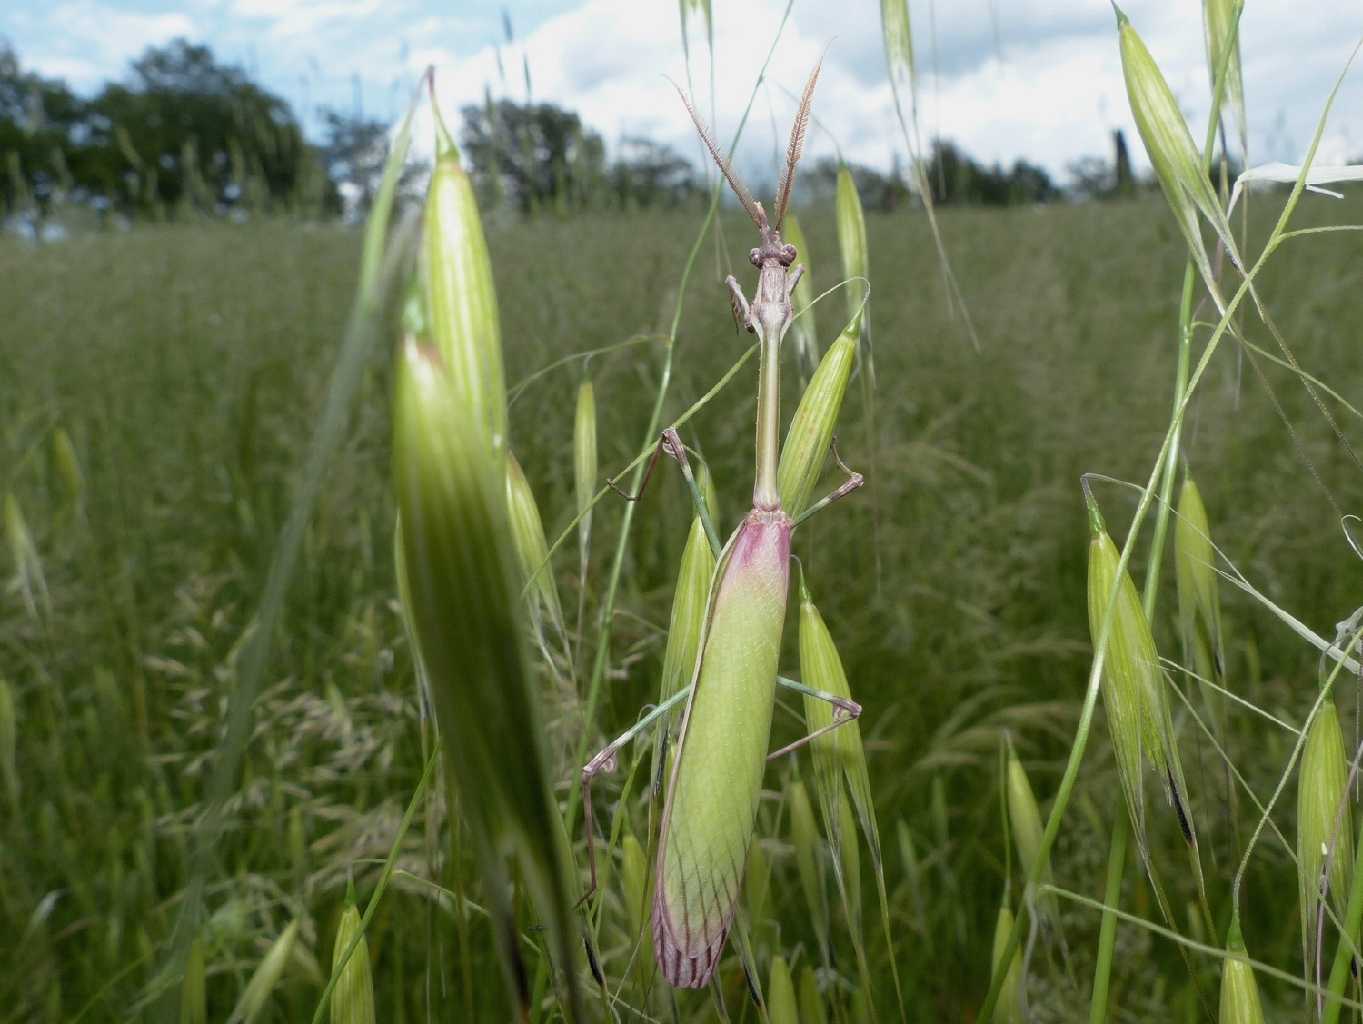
xmin=421 ymin=111 xmax=507 ymax=451
xmin=505 ymin=450 xmax=564 ymax=632
xmin=778 ymin=331 xmax=857 ymax=520
xmin=1087 ymin=504 xmax=1189 ymax=847
xmin=768 ymin=955 xmax=798 ymax=1023
xmin=1218 ymin=921 xmax=1265 ymax=1024
xmin=990 ymin=901 xmax=1025 ymax=1024
xmin=330 ymin=904 xmax=376 ymax=1024
xmin=1297 ymin=698 xmax=1354 ymax=971
xmin=1175 ymin=476 xmax=1224 ymax=680
xmin=835 ymin=167 xmax=870 ymax=338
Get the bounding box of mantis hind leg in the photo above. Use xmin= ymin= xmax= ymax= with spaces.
xmin=766 ymin=674 xmax=862 ymax=762
xmin=577 ymin=684 xmax=694 ymax=907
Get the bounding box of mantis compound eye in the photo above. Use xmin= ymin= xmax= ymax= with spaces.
xmin=779 ymin=243 xmax=797 ymax=266
xmin=749 ymin=247 xmax=763 ymax=267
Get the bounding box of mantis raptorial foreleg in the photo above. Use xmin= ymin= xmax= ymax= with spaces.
xmin=607 ymin=426 xmax=721 ymax=554
xmin=577 ymin=674 xmax=862 ymax=903
xmin=793 ymin=438 xmax=865 ymax=528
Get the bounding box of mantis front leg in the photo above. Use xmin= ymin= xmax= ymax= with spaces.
xmin=793 ymin=438 xmax=865 ymax=529
xmin=607 ymin=426 xmax=721 ymax=555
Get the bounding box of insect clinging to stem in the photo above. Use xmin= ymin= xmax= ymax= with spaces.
xmin=578 ymin=56 xmax=873 ymax=991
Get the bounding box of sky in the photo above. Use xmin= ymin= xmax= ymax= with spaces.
xmin=3 ymin=0 xmax=1362 ymax=186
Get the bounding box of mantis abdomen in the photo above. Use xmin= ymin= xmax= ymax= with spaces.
xmin=653 ymin=509 xmax=791 ymax=987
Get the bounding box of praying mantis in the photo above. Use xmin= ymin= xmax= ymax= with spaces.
xmin=579 ymin=60 xmax=871 ymax=989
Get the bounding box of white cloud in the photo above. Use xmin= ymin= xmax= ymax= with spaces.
xmin=16 ymin=5 xmax=196 ymax=86
xmin=230 ymin=0 xmax=391 ymax=39
xmin=412 ymin=0 xmax=1363 ymax=188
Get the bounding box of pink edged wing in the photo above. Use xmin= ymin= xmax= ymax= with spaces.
xmin=652 ymin=511 xmax=791 ymax=987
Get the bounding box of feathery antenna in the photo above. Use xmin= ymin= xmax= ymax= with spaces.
xmin=774 ymin=58 xmax=822 ymax=230
xmin=672 ymin=81 xmax=763 ymax=228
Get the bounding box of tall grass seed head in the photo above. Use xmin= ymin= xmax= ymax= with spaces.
xmin=835 ymin=166 xmax=869 ymax=338
xmin=1297 ymin=698 xmax=1354 ymax=964
xmin=799 ymin=965 xmax=829 ymax=1024
xmin=52 ymin=427 xmax=82 ymax=505
xmin=798 ymin=569 xmax=877 ymax=858
xmin=229 ymin=919 xmax=300 ymax=1024
xmin=788 ymin=777 xmax=828 ymax=946
xmin=574 ymin=375 xmax=597 ymax=527
xmin=394 ymin=340 xmax=579 ymax=1008
xmin=990 ymin=901 xmax=1025 ymax=1024
xmin=778 ymin=331 xmax=856 ymax=520
xmin=657 ymin=512 xmax=716 ymax=709
xmin=1087 ymin=503 xmax=1189 ymax=846
xmin=1006 ymin=744 xmax=1049 ymax=888
xmin=1218 ymin=920 xmax=1265 ymax=1024
xmin=1175 ymin=476 xmax=1224 ymax=678
xmin=421 ymin=122 xmax=507 ymax=452
xmin=1202 ymin=0 xmax=1247 ymax=156
xmin=330 ymin=903 xmax=376 ymax=1024
xmin=505 ymin=450 xmax=564 ymax=632
xmin=181 ymin=936 xmax=206 ymax=1024
xmin=767 ymin=955 xmax=798 ymax=1023
xmin=1115 ymin=7 xmax=1239 ymax=284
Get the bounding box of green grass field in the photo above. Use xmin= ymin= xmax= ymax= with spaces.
xmin=4 ymin=192 xmax=1363 ymax=1020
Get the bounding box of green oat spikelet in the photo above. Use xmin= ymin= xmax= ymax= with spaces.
xmin=1202 ymin=0 xmax=1247 ymax=161
xmin=783 ymin=213 xmax=820 ymax=384
xmin=4 ymin=492 xmax=48 ymax=621
xmin=799 ymin=965 xmax=829 ymax=1024
xmin=1175 ymin=475 xmax=1224 ymax=686
xmin=1218 ymin=920 xmax=1265 ymax=1024
xmin=657 ymin=491 xmax=716 ymax=713
xmin=788 ymin=777 xmax=829 ymax=962
xmin=990 ymin=901 xmax=1025 ymax=1024
xmin=180 ymin=936 xmax=206 ymax=1024
xmin=1297 ymin=697 xmax=1353 ymax=980
xmin=768 ymin=955 xmax=798 ymax=1023
xmin=394 ymin=339 xmax=580 ymax=1017
xmin=1005 ymin=739 xmax=1058 ymax=931
xmin=422 ymin=93 xmax=507 ymax=451
xmin=573 ymin=375 xmax=596 ymax=625
xmin=1115 ymin=5 xmax=1241 ymax=296
xmin=746 ymin=837 xmax=773 ymax=928
xmin=505 ymin=450 xmax=564 ymax=636
xmin=836 ymin=166 xmax=870 ymax=343
xmin=777 ymin=329 xmax=857 ymax=521
xmin=227 ymin=919 xmax=300 ymax=1024
xmin=1086 ymin=495 xmax=1193 ymax=853
xmin=52 ymin=427 xmax=82 ymax=509
xmin=329 ymin=902 xmax=376 ymax=1024
xmin=620 ymin=832 xmax=648 ymax=943
xmin=0 ymin=677 xmax=15 ymax=808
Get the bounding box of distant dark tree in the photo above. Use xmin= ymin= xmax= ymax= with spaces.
xmin=923 ymin=141 xmax=1058 ymax=206
xmin=460 ymin=98 xmax=607 ymax=213
xmin=84 ymin=39 xmax=315 ymax=215
xmin=609 ymin=136 xmax=698 ymax=208
xmin=1113 ymin=129 xmax=1134 ymax=197
xmin=0 ymin=43 xmax=87 ymax=216
xmin=1067 ymin=155 xmax=1114 ymax=200
xmin=804 ymin=157 xmax=910 ymax=212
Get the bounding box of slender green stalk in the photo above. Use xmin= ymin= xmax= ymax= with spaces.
xmin=1089 ymin=814 xmax=1128 ymax=1024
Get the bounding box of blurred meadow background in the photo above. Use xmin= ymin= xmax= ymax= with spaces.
xmin=4 ymin=1 xmax=1363 ymax=1022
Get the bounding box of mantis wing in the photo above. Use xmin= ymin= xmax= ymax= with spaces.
xmin=653 ymin=511 xmax=791 ymax=987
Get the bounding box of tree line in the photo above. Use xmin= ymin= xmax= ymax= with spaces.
xmin=1 ymin=36 xmax=1145 ymax=228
